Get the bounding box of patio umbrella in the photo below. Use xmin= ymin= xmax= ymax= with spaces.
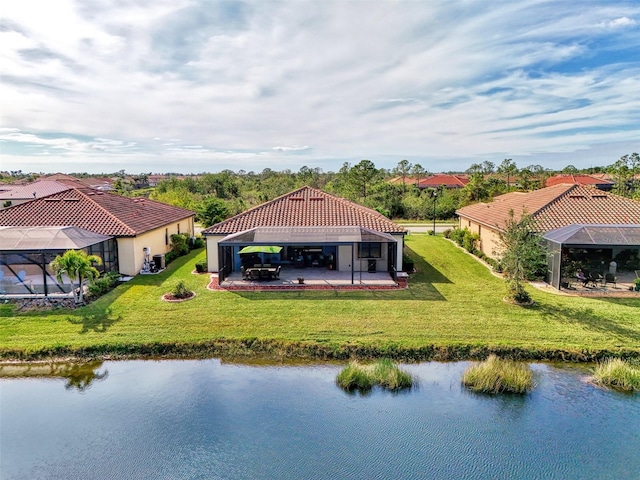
xmin=238 ymin=245 xmax=282 ymax=254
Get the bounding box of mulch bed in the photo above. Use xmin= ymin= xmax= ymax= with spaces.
xmin=161 ymin=291 xmax=196 ymax=302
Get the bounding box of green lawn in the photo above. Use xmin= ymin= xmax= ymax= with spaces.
xmin=1 ymin=235 xmax=639 ymax=361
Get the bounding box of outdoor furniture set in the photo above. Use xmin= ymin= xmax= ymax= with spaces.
xmin=241 ymin=264 xmax=281 ymax=281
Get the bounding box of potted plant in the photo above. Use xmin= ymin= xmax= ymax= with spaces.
xmin=634 ymin=278 xmax=640 ymax=292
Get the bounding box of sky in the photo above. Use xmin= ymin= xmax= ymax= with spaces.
xmin=1 ymin=0 xmax=639 ymax=175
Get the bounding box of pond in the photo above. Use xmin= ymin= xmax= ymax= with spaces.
xmin=1 ymin=359 xmax=638 ymax=480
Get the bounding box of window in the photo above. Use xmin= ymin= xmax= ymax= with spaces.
xmin=165 ymin=228 xmax=169 ymax=245
xmin=358 ymin=242 xmax=381 ymax=258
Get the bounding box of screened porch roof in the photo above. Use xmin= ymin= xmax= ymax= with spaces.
xmin=543 ymin=224 xmax=640 ymax=246
xmin=219 ymin=226 xmax=397 ymax=245
xmin=0 ymin=226 xmax=112 ymax=251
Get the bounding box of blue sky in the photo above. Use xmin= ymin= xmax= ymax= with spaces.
xmin=1 ymin=0 xmax=639 ymax=174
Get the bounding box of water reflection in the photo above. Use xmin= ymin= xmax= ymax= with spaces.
xmin=0 ymin=360 xmax=108 ymax=392
xmin=1 ymin=359 xmax=638 ymax=480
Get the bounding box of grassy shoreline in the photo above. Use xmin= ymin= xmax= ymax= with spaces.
xmin=1 ymin=235 xmax=639 ymax=363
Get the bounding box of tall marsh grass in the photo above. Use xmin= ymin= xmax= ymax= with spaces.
xmin=337 ymin=358 xmax=413 ymax=392
xmin=462 ymin=355 xmax=534 ymax=394
xmin=591 ymin=358 xmax=640 ymax=392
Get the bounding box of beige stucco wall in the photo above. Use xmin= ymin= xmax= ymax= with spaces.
xmin=458 ymin=216 xmax=501 ymax=259
xmin=116 ymin=217 xmax=195 ymax=276
xmin=393 ymin=234 xmax=404 ymax=271
xmin=205 ymin=235 xmax=226 ymax=272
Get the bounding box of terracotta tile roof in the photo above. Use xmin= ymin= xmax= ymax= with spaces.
xmin=202 ymin=186 xmax=405 ymax=235
xmin=40 ymin=173 xmax=115 ymax=190
xmin=456 ymin=184 xmax=640 ymax=232
xmin=418 ymin=174 xmax=469 ymax=189
xmin=0 ymin=188 xmax=195 ymax=237
xmin=388 ymin=174 xmax=469 ymax=189
xmin=545 ymin=174 xmax=615 ymax=187
xmin=0 ymin=180 xmax=72 ymax=201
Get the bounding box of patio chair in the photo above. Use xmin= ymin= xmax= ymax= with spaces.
xmin=604 ymin=273 xmax=617 ymax=288
xmin=249 ymin=269 xmax=260 ymax=281
xmin=241 ymin=266 xmax=250 ymax=280
xmin=274 ymin=265 xmax=281 ymax=279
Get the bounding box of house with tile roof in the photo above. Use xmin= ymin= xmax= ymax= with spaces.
xmin=456 ymin=184 xmax=640 ymax=289
xmin=202 ymin=186 xmax=406 ymax=283
xmin=545 ymin=174 xmax=615 ymax=191
xmin=389 ymin=174 xmax=469 ymax=190
xmin=0 ymin=180 xmax=72 ymax=209
xmin=0 ymin=187 xmax=195 ymax=278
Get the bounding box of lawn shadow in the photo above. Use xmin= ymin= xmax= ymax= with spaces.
xmin=406 ymin=245 xmax=453 ymax=285
xmin=531 ymin=301 xmax=640 ymax=344
xmin=68 ymin=307 xmax=121 ymax=334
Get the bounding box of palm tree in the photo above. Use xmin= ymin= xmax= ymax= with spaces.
xmin=50 ymin=250 xmax=102 ymax=304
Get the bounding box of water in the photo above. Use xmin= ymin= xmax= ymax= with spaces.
xmin=1 ymin=360 xmax=638 ymax=479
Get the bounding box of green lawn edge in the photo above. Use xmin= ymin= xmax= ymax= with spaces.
xmin=1 ymin=236 xmax=639 ymax=362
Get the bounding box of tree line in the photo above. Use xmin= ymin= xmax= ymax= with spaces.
xmin=4 ymin=153 xmax=637 ymax=226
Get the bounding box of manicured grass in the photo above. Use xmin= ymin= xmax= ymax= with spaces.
xmin=462 ymin=355 xmax=534 ymax=394
xmin=336 ymin=359 xmax=413 ymax=391
xmin=590 ymin=358 xmax=640 ymax=392
xmin=1 ymin=235 xmax=639 ymax=361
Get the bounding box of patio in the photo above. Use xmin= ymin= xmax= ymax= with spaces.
xmin=536 ymin=270 xmax=639 ymax=297
xmin=211 ymin=266 xmax=403 ymax=291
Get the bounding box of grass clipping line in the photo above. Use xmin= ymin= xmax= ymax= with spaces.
xmin=462 ymin=355 xmax=534 ymax=394
xmin=336 ymin=359 xmax=413 ymax=392
xmin=590 ymin=358 xmax=640 ymax=392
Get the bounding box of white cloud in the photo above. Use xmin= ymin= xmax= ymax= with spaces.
xmin=599 ymin=16 xmax=637 ymax=28
xmin=1 ymin=1 xmax=639 ymax=173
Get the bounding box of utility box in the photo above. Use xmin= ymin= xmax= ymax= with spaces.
xmin=367 ymin=259 xmax=377 ymax=273
xmin=153 ymin=254 xmax=166 ymax=270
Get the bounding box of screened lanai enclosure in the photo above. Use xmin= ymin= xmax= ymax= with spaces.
xmin=216 ymin=226 xmax=399 ymax=284
xmin=544 ymin=224 xmax=640 ymax=289
xmin=0 ymin=226 xmax=118 ymax=297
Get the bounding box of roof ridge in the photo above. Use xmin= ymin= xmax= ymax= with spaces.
xmin=315 ymin=188 xmax=397 ymax=222
xmin=209 ymin=186 xmax=314 ymax=230
xmin=67 ymin=188 xmax=137 ymax=235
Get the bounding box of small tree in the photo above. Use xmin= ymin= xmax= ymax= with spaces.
xmin=50 ymin=250 xmax=102 ymax=304
xmin=196 ymin=196 xmax=229 ymax=228
xmin=495 ymin=210 xmax=548 ymax=304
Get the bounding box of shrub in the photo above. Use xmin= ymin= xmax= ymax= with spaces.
xmin=402 ymin=254 xmax=414 ymax=272
xmin=86 ymin=271 xmax=121 ymax=299
xmin=443 ymin=228 xmax=453 ymax=239
xmin=463 ymin=231 xmax=480 ymax=253
xmin=195 ymin=259 xmax=208 ymax=273
xmin=164 ymin=251 xmax=177 ymax=265
xmin=462 ymin=355 xmax=534 ymax=394
xmin=591 ymin=358 xmax=640 ymax=392
xmin=336 ymin=359 xmax=413 ymax=392
xmin=190 ymin=235 xmax=205 ymax=250
xmin=170 ymin=280 xmax=191 ymax=299
xmin=170 ymin=233 xmax=190 ymax=257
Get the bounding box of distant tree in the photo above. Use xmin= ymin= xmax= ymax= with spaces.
xmin=481 ymin=161 xmax=495 ymax=175
xmin=466 ymin=163 xmax=483 ymax=175
xmin=562 ymin=165 xmax=578 ymax=174
xmin=460 ymin=172 xmax=489 ymax=205
xmin=497 ymin=158 xmax=518 ymax=192
xmin=348 ymin=160 xmax=382 ymax=200
xmin=494 ymin=210 xmax=548 ymax=304
xmin=394 ymin=159 xmax=412 ymax=192
xmin=50 ymin=250 xmax=102 ymax=304
xmin=608 ymin=153 xmax=640 ymax=198
xmin=196 ymin=197 xmax=229 ymax=227
xmin=410 ymin=163 xmax=428 ymax=191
